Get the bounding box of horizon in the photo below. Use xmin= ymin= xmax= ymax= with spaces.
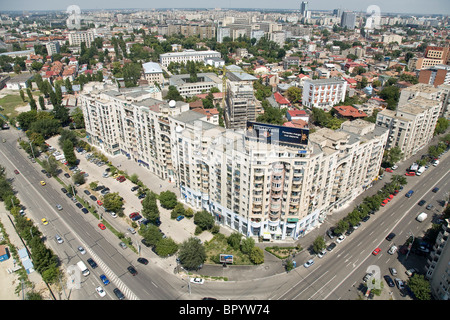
xmin=0 ymin=0 xmax=449 ymax=16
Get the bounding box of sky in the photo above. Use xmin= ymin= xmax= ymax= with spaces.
xmin=0 ymin=0 xmax=449 ymax=15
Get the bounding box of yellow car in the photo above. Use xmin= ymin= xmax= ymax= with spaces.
xmin=41 ymin=218 xmax=48 ymax=225
xmin=40 ymin=181 xmax=46 ymax=186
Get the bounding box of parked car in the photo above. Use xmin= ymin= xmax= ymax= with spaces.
xmin=190 ymin=277 xmax=204 ymax=284
xmin=176 ymin=215 xmax=185 ymax=221
xmin=119 ymin=242 xmax=127 ymax=249
xmin=317 ymin=250 xmax=327 ymax=258
xmin=326 ymin=242 xmax=336 ymax=251
xmin=384 ymin=275 xmax=395 ymax=287
xmin=395 ymin=278 xmax=405 ymax=291
xmin=303 ymin=259 xmax=314 ymax=268
xmin=336 ymin=235 xmax=346 ymax=243
xmin=405 ymin=268 xmax=418 ymax=277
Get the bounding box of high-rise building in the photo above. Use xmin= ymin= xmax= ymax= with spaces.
xmin=302 ymin=78 xmax=347 ymax=111
xmin=340 ymin=11 xmax=356 ymax=29
xmin=300 ymin=1 xmax=308 ymax=16
xmin=224 ymin=65 xmax=258 ymax=130
xmin=418 ymin=65 xmax=450 ymax=87
xmin=46 ymin=41 xmax=61 ymax=56
xmin=67 ymin=31 xmax=94 ymax=47
xmin=414 ymin=46 xmax=450 ymax=70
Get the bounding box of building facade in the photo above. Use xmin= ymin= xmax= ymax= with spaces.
xmin=142 ymin=62 xmax=165 ymax=85
xmin=159 ymin=50 xmax=221 ymax=68
xmin=302 ymin=78 xmax=347 ymax=111
xmin=67 ymin=31 xmax=95 ymax=47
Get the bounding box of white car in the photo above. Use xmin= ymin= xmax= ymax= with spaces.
xmin=96 ymin=286 xmax=106 ymax=297
xmin=336 ymin=235 xmax=346 ymax=243
xmin=317 ymin=250 xmax=327 ymax=258
xmin=190 ymin=277 xmax=204 ymax=285
xmin=391 ymin=165 xmax=398 ymax=170
xmin=78 ymin=246 xmax=86 ymax=255
xmin=303 ymin=259 xmax=314 ymax=268
xmin=55 ymin=235 xmax=64 ymax=244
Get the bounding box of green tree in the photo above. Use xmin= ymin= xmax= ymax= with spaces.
xmin=141 ymin=191 xmax=160 ymax=224
xmin=286 ymin=86 xmax=302 ymax=103
xmin=63 ymin=139 xmax=77 ymax=166
xmin=65 ymin=78 xmax=73 ymax=94
xmin=171 ymin=202 xmax=185 ymax=219
xmin=103 ymin=192 xmax=124 ymax=213
xmin=140 ymin=224 xmax=162 ymax=247
xmin=227 ymin=232 xmax=242 ymax=250
xmin=193 ymin=210 xmax=215 ymax=231
xmin=159 ymin=191 xmax=178 ymax=209
xmin=408 ymin=274 xmax=431 ymax=300
xmin=164 ymin=85 xmax=184 ymax=101
xmin=312 ymin=236 xmax=326 ymax=254
xmin=249 ymin=247 xmax=264 ymax=264
xmin=71 ymin=107 xmax=85 ymax=129
xmin=178 ymin=237 xmax=206 ymax=270
xmin=434 ymin=118 xmax=449 ymax=135
xmin=240 ymin=237 xmax=256 ymax=255
xmin=72 ymin=172 xmax=85 ymax=185
xmin=38 ymin=95 xmax=46 ymax=110
xmin=20 ymin=89 xmax=26 ymax=102
xmin=154 ymin=237 xmax=178 ymax=257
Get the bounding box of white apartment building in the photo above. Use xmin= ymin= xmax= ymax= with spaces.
xmin=302 ymin=78 xmax=347 ymax=111
xmin=46 ymin=41 xmax=61 ymax=56
xmin=142 ymin=62 xmax=164 ymax=85
xmin=67 ymin=31 xmax=95 ymax=47
xmin=376 ymin=95 xmax=442 ymax=159
xmin=79 ymin=82 xmax=182 ymax=181
xmin=169 ymin=117 xmax=388 ymax=240
xmin=169 ymin=73 xmax=223 ymax=97
xmin=159 ymin=50 xmax=221 ymax=67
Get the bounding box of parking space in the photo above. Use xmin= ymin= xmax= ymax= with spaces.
xmin=44 ymin=136 xmax=213 ymax=246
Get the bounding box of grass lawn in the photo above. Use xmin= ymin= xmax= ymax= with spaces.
xmin=0 ymin=90 xmax=43 ymax=118
xmin=204 ymin=233 xmax=253 ymax=265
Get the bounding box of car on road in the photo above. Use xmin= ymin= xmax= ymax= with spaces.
xmin=87 ymin=258 xmax=98 ymax=269
xmin=55 ymin=235 xmax=63 ymax=244
xmin=78 ymin=246 xmax=86 ymax=255
xmin=64 ymin=173 xmax=70 ymax=178
xmin=384 ymin=275 xmax=395 ymax=287
xmin=372 ymin=247 xmax=381 ymax=256
xmin=432 ymin=187 xmax=439 ymax=193
xmin=96 ymin=286 xmax=106 ymax=297
xmin=426 ymin=204 xmax=433 ymax=210
xmin=56 ymin=204 xmax=63 ymax=211
xmin=137 ymin=258 xmax=149 ymax=265
xmin=326 ymin=242 xmax=336 ymax=251
xmin=14 ymin=169 xmax=19 ymax=174
xmin=303 ymin=259 xmax=314 ymax=268
xmin=418 ymin=199 xmax=426 ymax=206
xmin=98 ymin=223 xmax=106 ymax=230
xmin=388 ymin=245 xmax=398 ymax=255
xmin=113 ymin=288 xmax=125 ymax=300
xmin=41 ymin=218 xmax=48 ymax=225
xmin=100 ymin=274 xmax=110 ymax=285
xmin=131 ymin=186 xmax=139 ymax=192
xmin=61 ymin=188 xmax=68 ymax=193
xmin=81 ymin=208 xmax=89 ymax=214
xmin=176 ymin=215 xmax=185 ymax=221
xmin=190 ymin=277 xmax=204 ymax=284
xmin=391 ymin=165 xmax=398 ymax=170
xmin=40 ymin=181 xmax=46 ymax=186
xmin=84 ymin=190 xmax=90 ymax=195
xmin=127 ymin=266 xmax=138 ymax=276
xmin=336 ymin=235 xmax=346 ymax=243
xmin=386 ymin=233 xmax=396 ymax=241
xmin=127 ymin=227 xmax=136 ymax=234
xmin=385 ymin=168 xmax=393 ymax=173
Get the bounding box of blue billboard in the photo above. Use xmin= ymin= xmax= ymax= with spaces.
xmin=246 ymin=121 xmax=309 ymax=145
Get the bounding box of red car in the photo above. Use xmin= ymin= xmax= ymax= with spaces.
xmin=381 ymin=199 xmax=388 ymax=207
xmin=97 ymin=200 xmax=103 ymax=206
xmin=372 ymin=248 xmax=381 ymax=256
xmin=385 ymin=168 xmax=393 ymax=173
xmin=98 ymin=223 xmax=106 ymax=230
xmin=129 ymin=212 xmax=139 ymax=219
xmin=405 ymin=172 xmax=416 ymax=176
xmin=393 ymin=190 xmax=399 ymax=196
xmin=14 ymin=169 xmax=19 ymax=174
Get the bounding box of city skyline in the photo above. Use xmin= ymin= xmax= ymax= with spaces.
xmin=1 ymin=0 xmax=449 ymax=15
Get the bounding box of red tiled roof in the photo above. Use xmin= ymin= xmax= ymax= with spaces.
xmin=287 ymin=109 xmax=307 ymax=117
xmin=274 ymin=92 xmax=290 ymax=105
xmin=333 ymin=105 xmax=367 ymax=118
xmin=283 ymin=119 xmax=308 ymax=129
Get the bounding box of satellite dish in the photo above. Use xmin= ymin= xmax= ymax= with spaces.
xmin=169 ymin=100 xmax=176 ymax=108
xmin=175 ymin=126 xmax=184 ymax=133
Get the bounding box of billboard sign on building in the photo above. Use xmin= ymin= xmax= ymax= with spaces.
xmin=220 ymin=254 xmax=234 ymax=264
xmin=246 ymin=121 xmax=309 ymax=145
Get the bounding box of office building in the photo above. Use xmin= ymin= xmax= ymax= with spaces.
xmin=224 ymin=65 xmax=258 ymax=129
xmin=302 ymin=78 xmax=347 ymax=111
xmin=341 ymin=11 xmax=356 ymax=29
xmin=142 ymin=62 xmax=164 ymax=86
xmin=46 ymin=41 xmax=61 ymax=56
xmin=159 ymin=50 xmax=221 ymax=68
xmin=419 ymin=65 xmax=450 ymax=87
xmin=415 ymin=46 xmax=450 ymax=70
xmin=300 ymin=1 xmax=308 ymax=16
xmin=169 ymin=73 xmax=223 ymax=97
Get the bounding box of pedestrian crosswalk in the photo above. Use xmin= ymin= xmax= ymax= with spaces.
xmin=87 ymin=248 xmax=139 ymax=300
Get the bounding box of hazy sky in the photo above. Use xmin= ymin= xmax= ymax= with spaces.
xmin=1 ymin=0 xmax=449 ymax=15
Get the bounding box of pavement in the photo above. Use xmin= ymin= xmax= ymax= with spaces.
xmin=2 ymin=130 xmax=446 ymax=300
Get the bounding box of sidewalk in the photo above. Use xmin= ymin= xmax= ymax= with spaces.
xmin=0 ymin=204 xmax=51 ymax=300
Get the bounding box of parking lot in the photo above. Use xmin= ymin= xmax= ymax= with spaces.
xmin=45 ymin=136 xmax=214 ymax=247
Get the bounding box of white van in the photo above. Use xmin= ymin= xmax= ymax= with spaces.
xmin=416 ymin=166 xmax=425 ymax=176
xmin=416 ymin=212 xmax=428 ymax=222
xmin=77 ymin=261 xmax=90 ymax=276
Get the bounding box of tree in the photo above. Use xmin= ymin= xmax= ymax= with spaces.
xmin=286 ymin=86 xmax=302 ymax=103
xmin=227 ymin=232 xmax=242 ymax=250
xmin=52 ymin=104 xmax=70 ymax=126
xmin=38 ymin=96 xmax=46 ymax=110
xmin=20 ymin=89 xmax=26 ymax=102
xmin=159 ymin=191 xmax=178 ymax=209
xmin=65 ymin=78 xmax=73 ymax=94
xmin=72 ymin=172 xmax=85 ymax=185
xmin=123 ymin=62 xmax=142 ymax=87
xmin=142 ymin=192 xmax=160 ymax=224
xmin=312 ymin=236 xmax=326 ymax=254
xmin=154 ymin=237 xmax=178 ymax=257
xmin=71 ymin=107 xmax=85 ymax=129
xmin=408 ymin=274 xmax=431 ymax=300
xmin=103 ymin=192 xmax=124 ymax=213
xmin=240 ymin=237 xmax=255 ymax=255
xmin=63 ymin=139 xmax=77 ymax=166
xmin=164 ymin=85 xmax=184 ymax=102
xmin=434 ymin=117 xmax=449 ymax=136
xmin=193 ymin=210 xmax=215 ymax=231
xmin=178 ymin=237 xmax=206 ymax=270
xmin=171 ymin=202 xmax=185 ymax=219
xmin=249 ymin=247 xmax=264 ymax=264
xmin=140 ymin=224 xmax=162 ymax=247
